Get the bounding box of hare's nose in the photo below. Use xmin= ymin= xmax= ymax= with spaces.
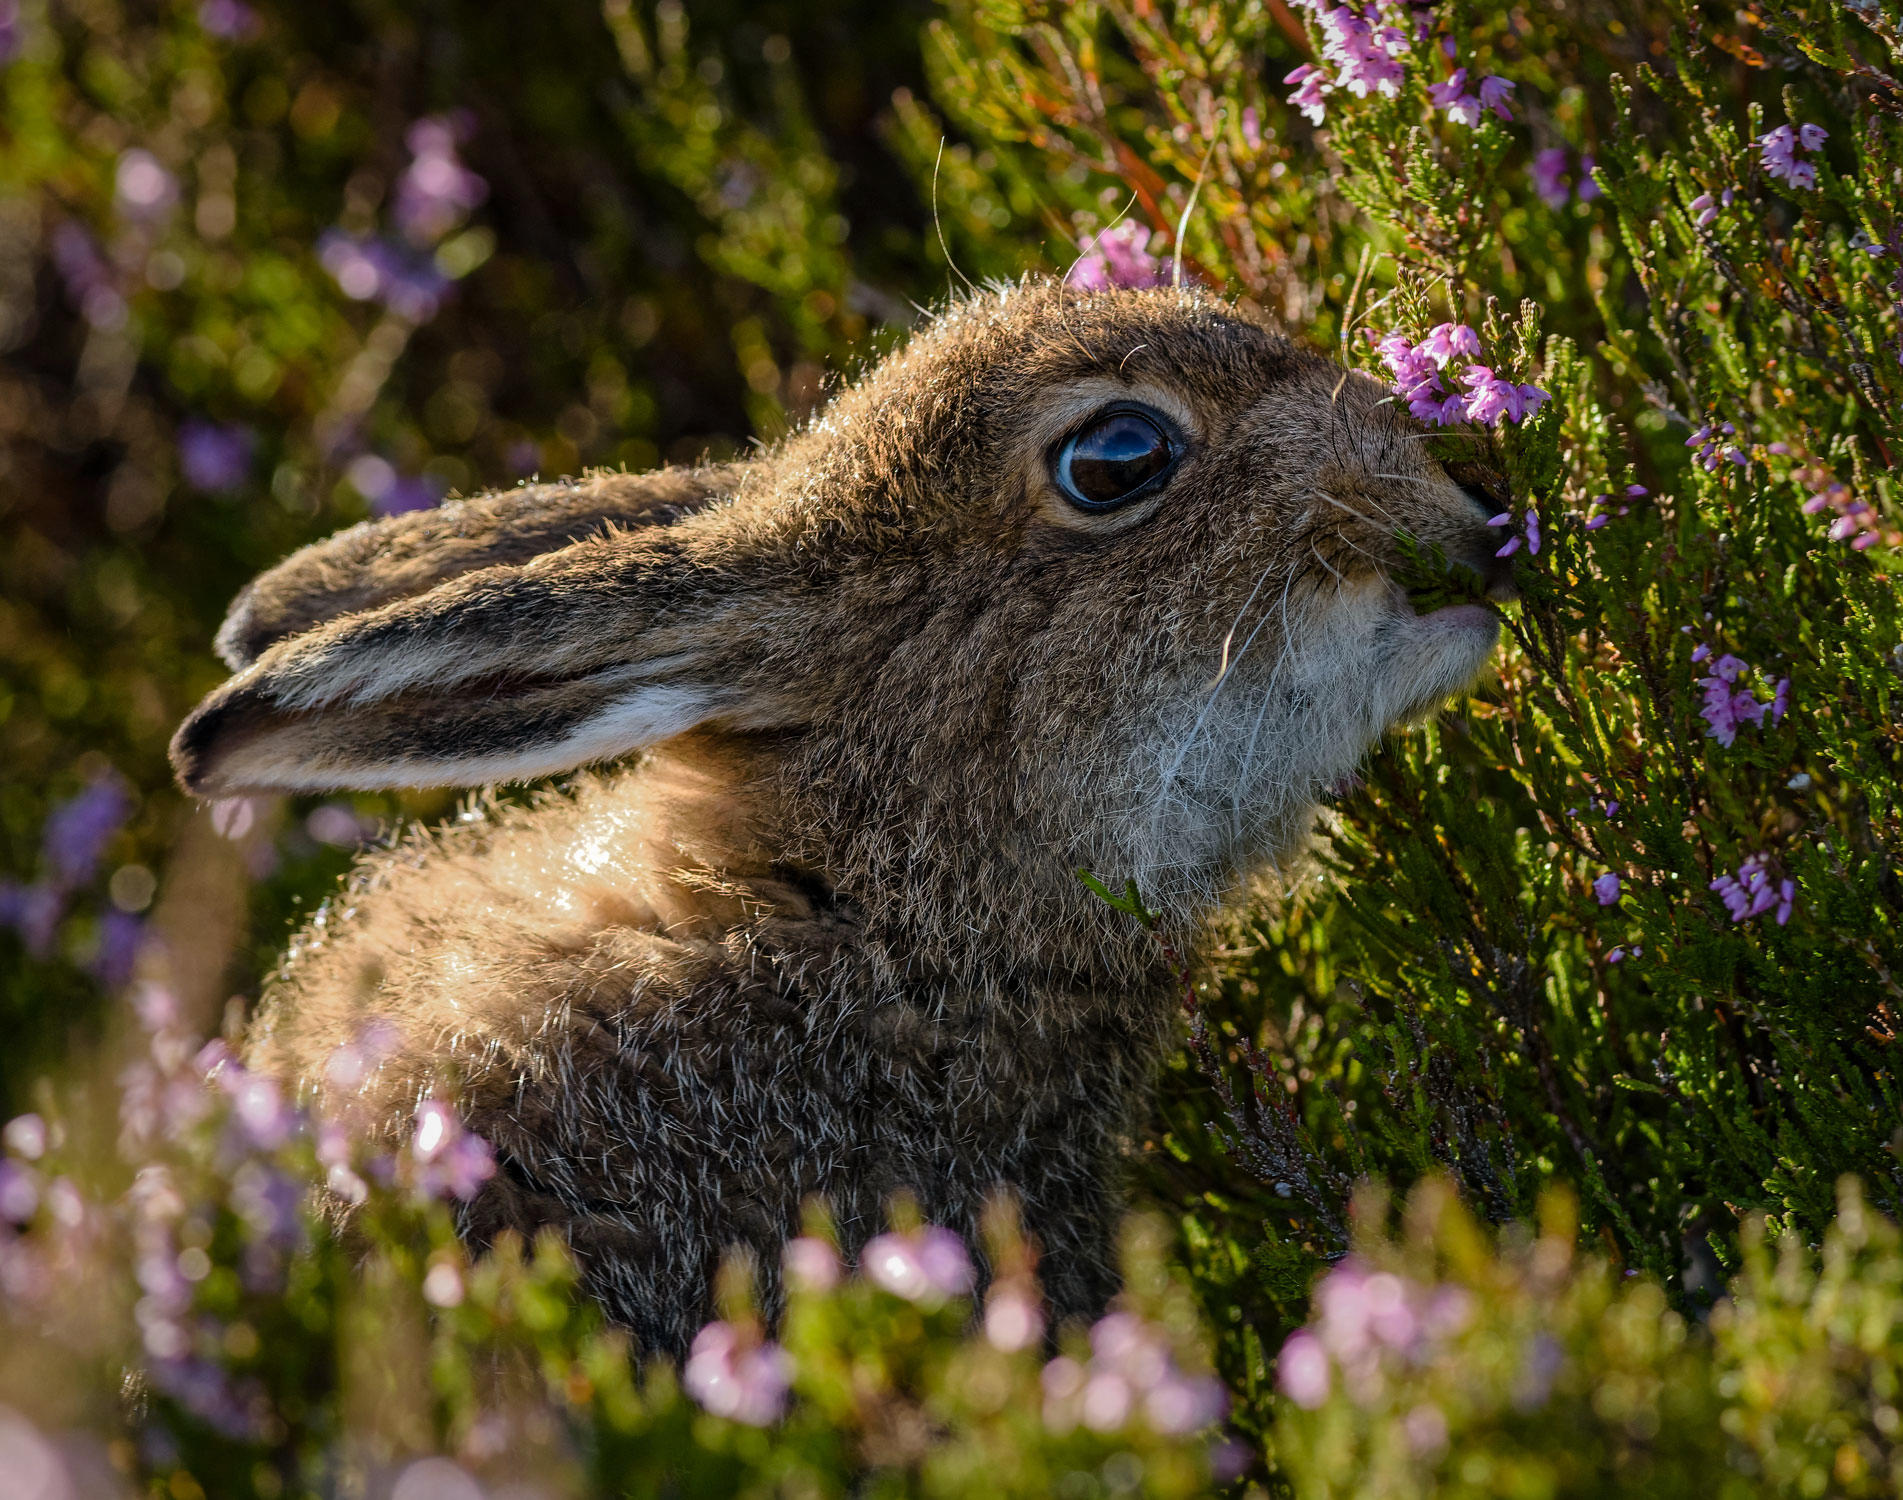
xmin=1457 ymin=526 xmax=1520 ymax=599
xmin=1454 ymin=485 xmax=1519 ymax=599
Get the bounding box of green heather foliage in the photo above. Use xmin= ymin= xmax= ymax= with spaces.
xmin=4 ymin=0 xmax=1903 ymax=1494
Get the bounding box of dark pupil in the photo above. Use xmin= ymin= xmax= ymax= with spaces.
xmin=1068 ymin=414 xmax=1170 ymax=504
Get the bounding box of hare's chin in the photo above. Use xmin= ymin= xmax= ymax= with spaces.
xmin=1387 ymin=602 xmax=1501 ymax=718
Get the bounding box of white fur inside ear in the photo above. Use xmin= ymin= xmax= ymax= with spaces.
xmin=218 ymin=683 xmax=722 ymax=792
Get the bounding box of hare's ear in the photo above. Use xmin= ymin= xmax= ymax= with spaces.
xmin=213 ymin=467 xmax=735 ymax=670
xmin=171 ymin=526 xmax=788 ymax=797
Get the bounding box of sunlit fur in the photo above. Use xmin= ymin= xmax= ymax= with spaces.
xmin=172 ymin=281 xmax=1509 ymax=1357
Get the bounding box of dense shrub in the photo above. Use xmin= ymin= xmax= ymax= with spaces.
xmin=5 ymin=0 xmax=1903 ymax=1494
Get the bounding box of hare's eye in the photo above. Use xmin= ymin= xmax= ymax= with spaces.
xmin=1054 ymin=410 xmax=1176 ymax=510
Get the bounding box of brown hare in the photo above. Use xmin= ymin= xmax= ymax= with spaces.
xmin=171 ymin=281 xmax=1512 ymax=1358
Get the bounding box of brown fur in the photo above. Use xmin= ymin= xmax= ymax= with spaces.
xmin=172 ymin=282 xmax=1511 ymax=1357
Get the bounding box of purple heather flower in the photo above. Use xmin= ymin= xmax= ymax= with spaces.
xmin=177 ymin=420 xmax=254 ymax=492
xmin=4 ymin=1114 xmax=46 ymax=1161
xmin=1285 ymin=63 xmax=1329 ymax=125
xmin=1277 ymin=1329 xmax=1330 ymax=1407
xmin=862 ymin=1226 xmax=973 ymax=1303
xmin=229 ymin=1161 xmax=304 ymax=1251
xmin=1419 ymin=321 xmax=1483 ymax=364
xmin=2 ymin=882 xmax=56 ymax=960
xmin=1495 ymin=535 xmax=1522 ymax=558
xmin=1240 ymin=106 xmax=1262 ymax=149
xmin=114 ymin=150 xmax=178 ymax=222
xmin=1532 ymin=148 xmax=1570 ymax=208
xmin=1476 ymin=75 xmax=1515 ymax=119
xmin=783 ymin=1235 xmax=840 ymax=1292
xmin=1710 ymin=852 xmax=1794 ymax=925
xmin=394 ymin=116 xmax=487 ymax=247
xmin=984 ymin=1284 xmax=1045 ymax=1351
xmin=1524 ymin=509 xmax=1542 ymax=554
xmin=89 ymin=909 xmax=142 ymax=989
xmin=1429 ymin=70 xmax=1482 ymax=127
xmin=683 ymin=1321 xmax=793 ymax=1425
xmin=1771 ymin=677 xmax=1791 ymax=722
xmin=1759 ymin=124 xmax=1798 ymax=179
xmin=0 ymin=1160 xmax=39 ymax=1223
xmin=1690 ymin=191 xmax=1718 ymax=228
xmin=1585 ymin=513 xmax=1610 ymax=530
xmin=1486 ymin=511 xmax=1512 ymax=527
xmin=43 ymin=775 xmax=132 ymax=889
xmin=1069 ymin=219 xmax=1164 ymax=291
xmin=223 ymin=1070 xmax=295 ymax=1150
xmin=198 ymin=0 xmax=260 ymax=39
xmin=318 ymin=230 xmax=451 ymax=321
xmin=1760 ymin=123 xmax=1824 ymax=189
xmin=1319 ymin=6 xmax=1406 ymax=101
xmin=1041 ymin=1311 xmax=1225 ymax=1434
xmin=209 ymin=797 xmax=256 ymax=840
xmin=1699 ymin=653 xmax=1777 ymax=746
xmin=1578 ymin=153 xmax=1601 ymax=200
xmin=411 ymin=1100 xmax=496 ymax=1202
xmin=422 ymin=1261 xmax=465 ymax=1308
xmin=374 ymin=473 xmax=445 ymax=517
xmin=1593 ymin=872 xmax=1622 ymax=905
xmin=305 ymin=803 xmax=374 ymax=847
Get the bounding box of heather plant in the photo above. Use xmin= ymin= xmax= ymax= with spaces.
xmin=7 ymin=0 xmax=1903 ymax=1495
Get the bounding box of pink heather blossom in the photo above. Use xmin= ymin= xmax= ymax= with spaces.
xmin=3 ymin=1114 xmax=46 ymax=1160
xmin=1420 ymin=322 xmax=1482 ymax=363
xmin=1593 ymin=872 xmax=1622 ymax=906
xmin=422 ymin=1261 xmax=465 ymax=1308
xmin=1578 ymin=153 xmax=1601 ymax=200
xmin=1319 ymin=5 xmax=1406 ymax=100
xmin=683 ymin=1321 xmax=793 ymax=1425
xmin=1690 ymin=191 xmax=1718 ymax=228
xmin=1476 ymin=75 xmax=1515 ymax=119
xmin=1277 ymin=1329 xmax=1331 ymax=1408
xmin=1532 ymin=148 xmax=1569 ymax=208
xmin=1429 ymin=69 xmax=1482 ymax=126
xmin=394 ymin=116 xmax=487 ymax=247
xmin=1687 ymin=421 xmax=1745 ymax=471
xmin=0 ymin=1160 xmax=39 ymax=1222
xmin=1069 ymin=219 xmax=1164 ymax=291
xmin=1710 ymin=852 xmax=1795 ymax=925
xmin=862 ymin=1226 xmax=973 ymax=1303
xmin=783 ymin=1235 xmax=840 ymax=1292
xmin=1285 ymin=63 xmax=1329 ymax=124
xmin=1697 ymin=651 xmax=1785 ymax=747
xmin=1044 ymin=1311 xmax=1226 ymax=1434
xmin=1241 ymin=106 xmax=1261 ymax=149
xmin=1759 ymin=122 xmax=1824 ymax=189
xmin=1806 ymin=479 xmax=1899 ymax=548
xmin=1759 ymin=124 xmax=1798 ymax=179
xmin=984 ymin=1284 xmax=1046 ymax=1351
xmin=410 ymin=1100 xmax=496 ymax=1202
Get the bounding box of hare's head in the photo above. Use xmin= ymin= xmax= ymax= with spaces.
xmin=174 ymin=282 xmax=1510 ymax=953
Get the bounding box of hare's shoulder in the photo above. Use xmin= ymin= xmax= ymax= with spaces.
xmin=244 ymin=768 xmax=788 ymax=1114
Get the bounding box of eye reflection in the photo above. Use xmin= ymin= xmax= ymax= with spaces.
xmin=1054 ymin=409 xmax=1176 ymax=510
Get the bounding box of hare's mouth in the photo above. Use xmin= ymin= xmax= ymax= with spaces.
xmin=1388 ymin=528 xmax=1518 ymax=619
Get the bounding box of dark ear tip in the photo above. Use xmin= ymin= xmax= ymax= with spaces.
xmin=168 ymin=708 xmax=221 ymax=798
